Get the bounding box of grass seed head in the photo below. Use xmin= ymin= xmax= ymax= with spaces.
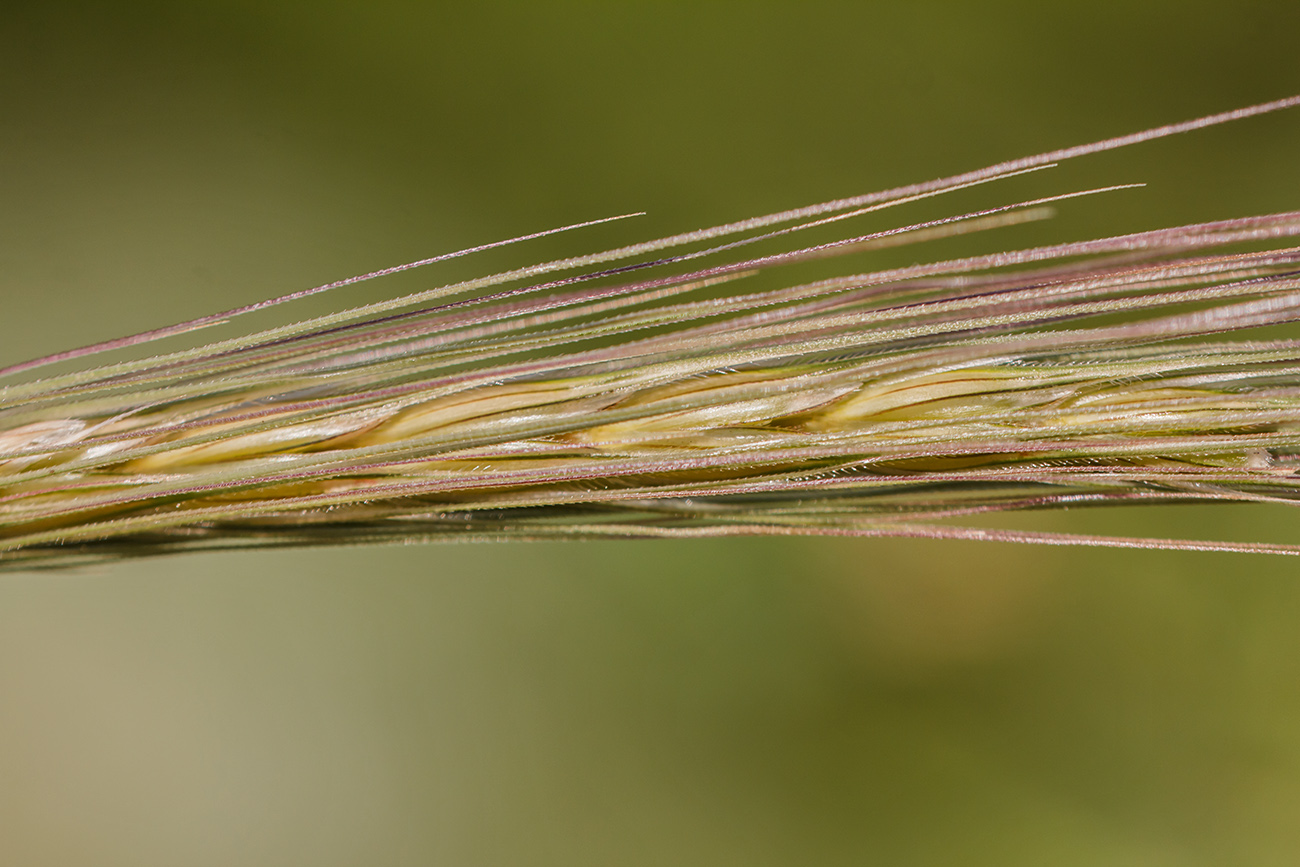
xmin=4 ymin=97 xmax=1300 ymax=567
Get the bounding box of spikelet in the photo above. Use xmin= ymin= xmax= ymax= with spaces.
xmin=4 ymin=97 xmax=1300 ymax=568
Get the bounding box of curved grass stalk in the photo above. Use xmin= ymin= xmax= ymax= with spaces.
xmin=4 ymin=97 xmax=1300 ymax=568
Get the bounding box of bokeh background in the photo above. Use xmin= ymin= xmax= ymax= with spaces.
xmin=4 ymin=2 xmax=1300 ymax=864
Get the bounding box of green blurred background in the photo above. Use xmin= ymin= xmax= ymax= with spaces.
xmin=4 ymin=3 xmax=1300 ymax=864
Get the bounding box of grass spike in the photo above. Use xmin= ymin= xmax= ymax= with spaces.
xmin=3 ymin=97 xmax=1300 ymax=567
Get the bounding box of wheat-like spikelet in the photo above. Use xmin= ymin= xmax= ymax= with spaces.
xmin=4 ymin=97 xmax=1300 ymax=568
